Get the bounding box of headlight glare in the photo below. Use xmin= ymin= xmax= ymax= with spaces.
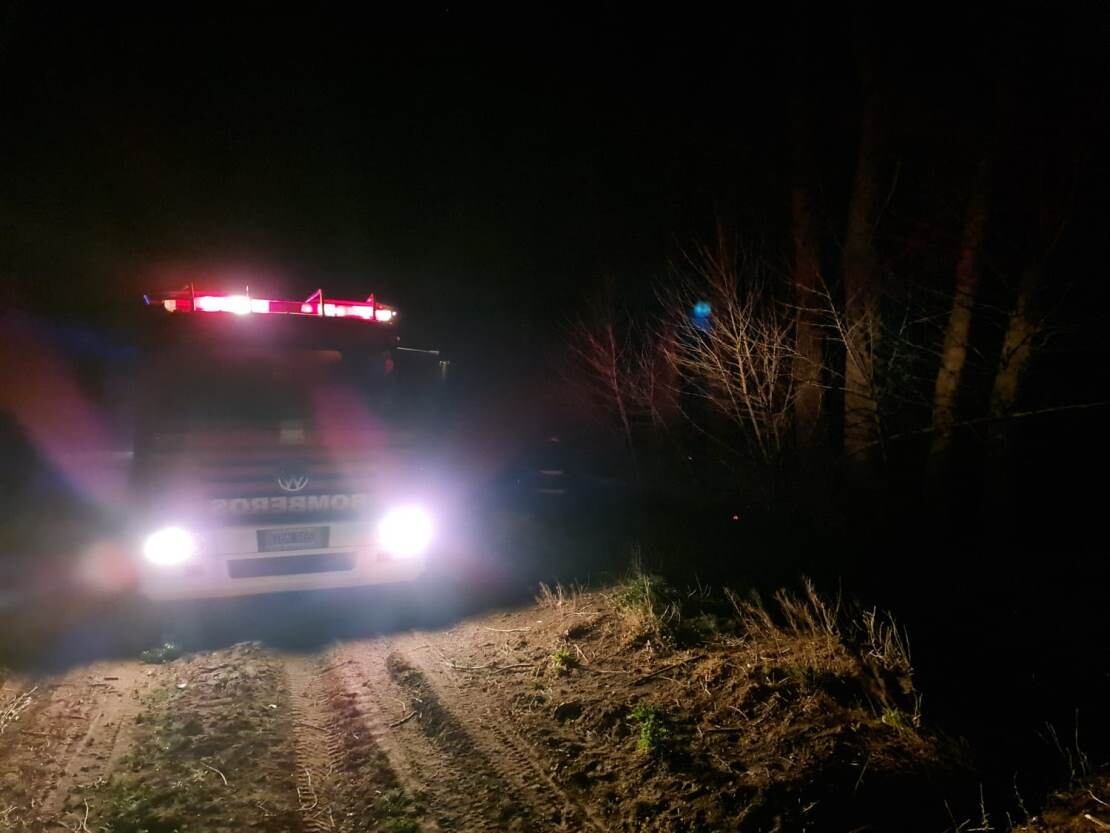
xmin=377 ymin=506 xmax=434 ymax=558
xmin=142 ymin=526 xmax=196 ymax=567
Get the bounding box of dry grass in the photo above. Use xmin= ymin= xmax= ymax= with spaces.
xmin=726 ymin=578 xmax=841 ymax=641
xmin=726 ymin=580 xmax=844 ymax=677
xmin=0 ymin=685 xmax=36 ymax=735
xmin=535 ymin=581 xmax=586 ymax=611
xmin=861 ymin=605 xmax=913 ymax=678
xmin=727 ymin=578 xmax=912 ymax=673
xmin=535 ymin=563 xmax=683 ymax=647
xmin=724 ymin=578 xmax=918 ymax=720
xmin=1012 ymin=770 xmax=1110 ymax=832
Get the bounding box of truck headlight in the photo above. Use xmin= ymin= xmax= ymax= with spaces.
xmin=377 ymin=506 xmax=434 ymax=558
xmin=142 ymin=526 xmax=196 ymax=567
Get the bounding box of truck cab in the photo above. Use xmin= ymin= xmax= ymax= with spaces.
xmin=131 ymin=289 xmax=449 ymax=600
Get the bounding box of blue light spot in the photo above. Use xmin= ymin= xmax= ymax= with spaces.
xmin=693 ymin=301 xmax=712 ymax=318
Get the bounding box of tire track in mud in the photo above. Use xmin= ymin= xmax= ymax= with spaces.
xmin=286 ymin=654 xmax=348 ymax=833
xmin=0 ymin=662 xmax=158 ymax=831
xmin=324 ymin=637 xmax=557 ymax=832
xmin=285 ymin=653 xmax=412 ymax=833
xmin=360 ymin=638 xmax=606 ymax=833
xmin=380 ymin=648 xmax=544 ymax=832
xmin=326 ymin=647 xmax=441 ymax=828
xmin=392 ymin=637 xmax=609 ymax=833
xmin=36 ymin=664 xmax=153 ymax=823
xmin=314 ymin=640 xmax=540 ymax=833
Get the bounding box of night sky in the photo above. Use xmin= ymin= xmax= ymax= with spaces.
xmin=1 ymin=6 xmax=1105 ymax=372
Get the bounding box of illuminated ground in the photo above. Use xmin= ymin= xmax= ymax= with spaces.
xmin=0 ymin=581 xmax=977 ymax=832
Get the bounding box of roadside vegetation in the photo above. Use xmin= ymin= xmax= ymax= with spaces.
xmin=526 ymin=565 xmax=971 ymax=830
xmin=138 ymin=641 xmax=183 ymax=664
xmin=1014 ymin=770 xmax=1110 ymax=832
xmin=524 ymin=562 xmax=1110 ymax=831
xmin=554 ymin=121 xmax=1106 ymax=826
xmin=0 ymin=671 xmax=33 ymax=738
xmin=628 ymin=703 xmax=669 ymax=756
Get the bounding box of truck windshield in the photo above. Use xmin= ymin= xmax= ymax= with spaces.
xmin=141 ymin=347 xmax=394 ymax=431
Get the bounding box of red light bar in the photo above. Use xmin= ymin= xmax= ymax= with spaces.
xmin=146 ymin=290 xmax=396 ymax=324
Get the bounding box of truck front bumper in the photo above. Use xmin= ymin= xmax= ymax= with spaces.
xmin=136 ymin=520 xmax=427 ymax=600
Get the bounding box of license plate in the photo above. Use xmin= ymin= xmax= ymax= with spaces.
xmin=229 ymin=552 xmax=354 ymax=578
xmin=257 ymin=526 xmax=329 ymax=552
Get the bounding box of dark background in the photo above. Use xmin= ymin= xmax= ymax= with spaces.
xmin=4 ymin=7 xmax=1102 ymax=359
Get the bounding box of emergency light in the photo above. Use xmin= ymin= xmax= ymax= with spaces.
xmin=145 ymin=288 xmax=396 ymax=324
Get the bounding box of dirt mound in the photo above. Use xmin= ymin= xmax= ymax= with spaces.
xmin=1014 ymin=771 xmax=1110 ymax=832
xmin=408 ymin=576 xmax=971 ymax=832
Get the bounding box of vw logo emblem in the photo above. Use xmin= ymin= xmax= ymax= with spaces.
xmin=276 ymin=469 xmax=310 ymax=493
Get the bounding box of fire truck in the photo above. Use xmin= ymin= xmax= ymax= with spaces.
xmin=131 ymin=288 xmax=450 ymax=600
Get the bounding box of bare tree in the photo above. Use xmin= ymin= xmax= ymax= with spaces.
xmin=566 ymin=311 xmax=637 ymax=467
xmin=665 ymin=239 xmax=801 ymax=468
xmin=804 ymin=270 xmax=953 ymax=466
xmin=565 ymin=286 xmax=674 ymax=470
xmin=789 ymin=89 xmax=824 ymax=450
xmin=841 ymin=15 xmax=885 ymax=461
xmin=986 ymin=142 xmax=1081 ymax=456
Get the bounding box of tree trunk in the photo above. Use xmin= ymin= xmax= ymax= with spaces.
xmin=785 ymin=13 xmax=823 ymax=453
xmin=792 ymin=181 xmax=823 ymax=449
xmin=988 ymin=263 xmax=1041 ymax=453
xmin=789 ymin=79 xmax=823 ymax=451
xmin=841 ymin=92 xmax=882 ymax=460
xmin=929 ymin=157 xmax=992 ymax=460
xmin=981 ymin=263 xmax=1041 ymax=531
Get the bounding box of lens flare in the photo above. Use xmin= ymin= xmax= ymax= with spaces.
xmin=377 ymin=506 xmax=434 ymax=558
xmin=142 ymin=526 xmax=196 ymax=567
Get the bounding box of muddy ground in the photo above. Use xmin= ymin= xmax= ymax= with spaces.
xmin=0 ymin=579 xmax=1028 ymax=833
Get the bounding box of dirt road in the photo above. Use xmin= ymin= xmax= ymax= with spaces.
xmin=0 ymin=587 xmax=969 ymax=832
xmin=0 ymin=602 xmax=612 ymax=832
